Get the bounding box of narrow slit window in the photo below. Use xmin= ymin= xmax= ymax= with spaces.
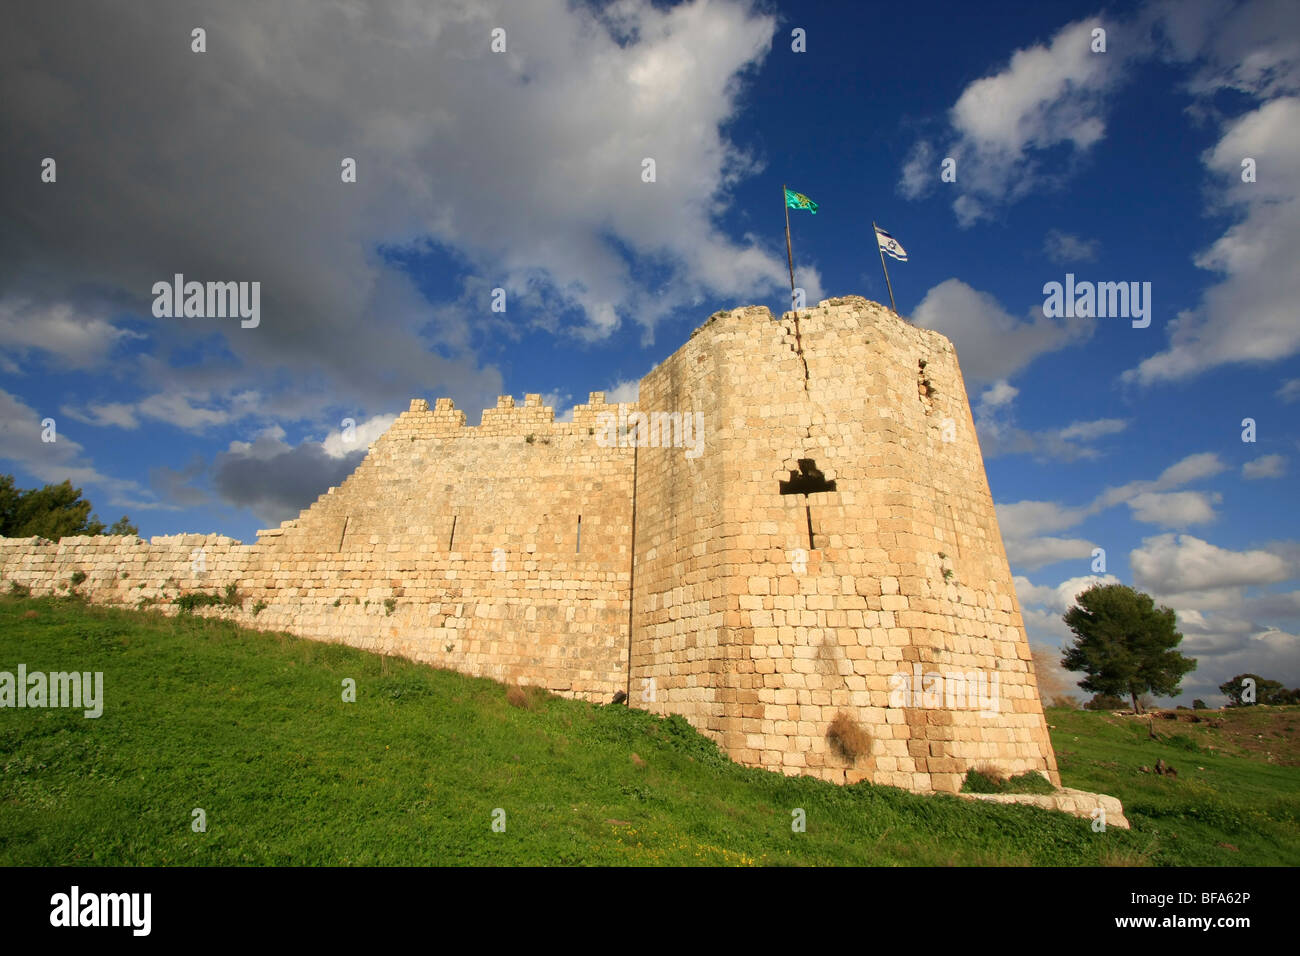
xmin=576 ymin=514 xmax=582 ymax=553
xmin=449 ymin=514 xmax=457 ymax=551
xmin=780 ymin=459 xmax=836 ymax=552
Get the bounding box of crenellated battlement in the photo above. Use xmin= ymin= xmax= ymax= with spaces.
xmin=386 ymin=390 xmax=641 ymax=442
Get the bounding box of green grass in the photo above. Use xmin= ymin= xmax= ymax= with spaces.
xmin=1045 ymin=704 xmax=1300 ymax=864
xmin=1 ymin=594 xmax=1297 ymax=866
xmin=961 ymin=769 xmax=1058 ymax=795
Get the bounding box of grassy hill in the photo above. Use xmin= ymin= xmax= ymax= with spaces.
xmin=1 ymin=593 xmax=1296 ymax=866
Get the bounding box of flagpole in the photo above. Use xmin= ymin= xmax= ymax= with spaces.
xmin=784 ymin=184 xmax=796 ymax=315
xmin=874 ymin=220 xmax=897 ymax=314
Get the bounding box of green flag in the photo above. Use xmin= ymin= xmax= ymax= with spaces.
xmin=785 ymin=188 xmax=818 ymax=214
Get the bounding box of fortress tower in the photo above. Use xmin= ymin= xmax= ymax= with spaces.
xmin=628 ymin=297 xmax=1057 ymax=791
xmin=0 ymin=296 xmax=1060 ymax=795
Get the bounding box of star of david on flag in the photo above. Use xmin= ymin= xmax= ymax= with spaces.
xmin=874 ymin=224 xmax=907 ymax=262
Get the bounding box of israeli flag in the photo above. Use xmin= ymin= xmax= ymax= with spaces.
xmin=875 ymin=225 xmax=908 ymax=262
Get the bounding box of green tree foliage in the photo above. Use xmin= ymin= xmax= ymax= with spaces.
xmin=1219 ymin=673 xmax=1290 ymax=706
xmin=0 ymin=475 xmax=138 ymax=539
xmin=1061 ymin=583 xmax=1196 ymax=714
xmin=1083 ymin=692 xmax=1126 ymax=711
xmin=107 ymin=516 xmax=140 ymax=535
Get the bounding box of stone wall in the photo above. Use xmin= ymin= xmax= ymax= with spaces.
xmin=0 ymin=296 xmax=1063 ymax=798
xmin=237 ymin=391 xmax=637 ymax=697
xmin=1 ymin=393 xmax=636 ymax=700
xmin=0 ymin=533 xmax=253 ymax=607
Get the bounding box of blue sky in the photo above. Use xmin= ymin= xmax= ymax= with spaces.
xmin=1 ymin=0 xmax=1297 ymax=704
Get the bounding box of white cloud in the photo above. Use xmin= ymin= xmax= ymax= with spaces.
xmin=604 ymin=379 xmax=640 ymax=405
xmin=974 ymin=377 xmax=1126 ymax=464
xmin=1006 ymin=536 xmax=1098 ymax=572
xmin=1178 ymin=608 xmax=1257 ymax=640
xmin=1131 ymin=533 xmax=1292 ymax=593
xmin=900 ymin=18 xmax=1129 ymax=225
xmin=897 ymin=140 xmax=936 ymax=200
xmin=912 ymin=278 xmax=1093 ymax=384
xmin=0 ymin=299 xmax=144 ymax=371
xmin=0 ymin=387 xmax=158 ymax=510
xmin=1127 ymin=95 xmax=1300 ymax=383
xmin=1095 ymin=451 xmax=1227 ymax=509
xmin=321 ymin=414 xmax=398 ymax=458
xmin=135 ymin=393 xmax=235 ymax=431
xmin=1043 ymin=229 xmax=1100 ymax=263
xmin=979 ymin=416 xmax=1129 ymax=463
xmin=60 ymin=402 xmax=141 ymax=430
xmin=951 ymin=196 xmax=985 ymax=229
xmin=897 ymin=0 xmax=1300 ymax=329
xmin=997 ymin=500 xmax=1093 ymax=540
xmin=1243 ymin=453 xmax=1287 ymax=478
xmin=1056 ymin=418 xmax=1126 ymax=441
xmin=1119 ymin=1 xmax=1300 ymax=385
xmin=1121 ymin=523 xmax=1300 ymax=702
xmin=1015 ymin=546 xmax=1300 ymax=706
xmin=1278 ymin=378 xmax=1300 ymax=402
xmin=950 ymin=19 xmax=1113 ymax=155
xmin=384 ymin=0 xmax=795 ymax=337
xmin=1016 ymin=573 xmax=1123 ymax=613
xmin=0 ymin=0 xmax=791 ymax=435
xmin=1020 ymin=606 xmax=1074 ymax=644
xmin=1244 ymin=583 xmax=1300 ymax=618
xmin=997 ymin=451 xmax=1229 ymax=571
xmin=978 ymin=414 xmax=1129 ymax=463
xmin=1126 ymin=490 xmax=1220 ymax=527
xmin=1181 ymin=625 xmax=1300 ymax=704
xmin=977 ymin=380 xmax=1018 ymax=410
xmin=541 ymin=391 xmax=574 ymax=423
xmin=1151 ymin=0 xmax=1300 ymax=100
xmin=1155 ymin=451 xmax=1227 ymax=486
xmin=62 ymin=389 xmax=278 ymax=434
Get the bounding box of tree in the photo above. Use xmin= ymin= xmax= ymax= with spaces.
xmin=107 ymin=516 xmax=139 ymax=536
xmin=0 ymin=475 xmax=137 ymax=539
xmin=1031 ymin=644 xmax=1074 ymax=700
xmin=1219 ymin=673 xmax=1287 ymax=706
xmin=1061 ymin=583 xmax=1196 ymax=715
xmin=0 ymin=474 xmax=19 ymax=532
xmin=1083 ymin=692 xmax=1127 ymax=711
xmin=1192 ymin=699 xmax=1208 ymax=710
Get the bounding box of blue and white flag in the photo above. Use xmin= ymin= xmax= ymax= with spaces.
xmin=874 ymin=224 xmax=908 ymax=262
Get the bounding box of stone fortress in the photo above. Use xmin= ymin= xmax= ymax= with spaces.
xmin=1 ymin=295 xmax=1125 ymax=822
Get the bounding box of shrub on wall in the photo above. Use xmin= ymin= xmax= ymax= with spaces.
xmin=827 ymin=711 xmax=872 ymax=761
